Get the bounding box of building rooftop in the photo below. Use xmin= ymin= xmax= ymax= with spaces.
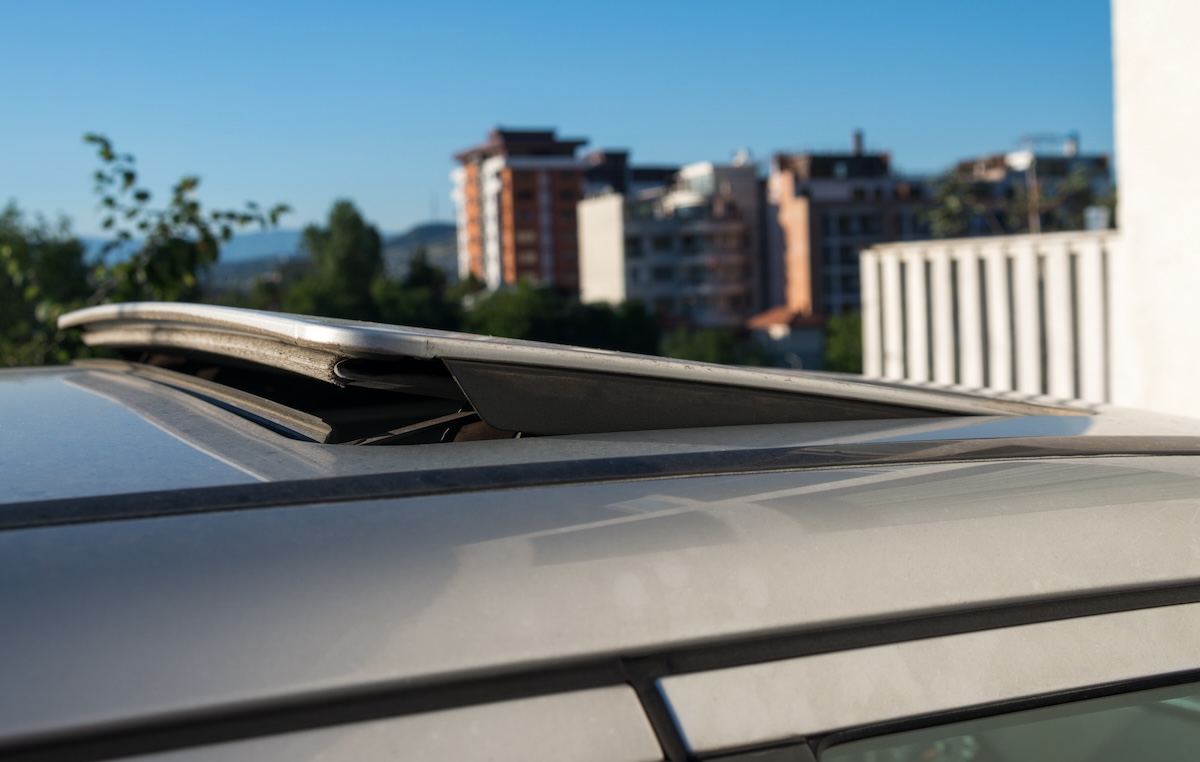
xmin=454 ymin=128 xmax=587 ymax=162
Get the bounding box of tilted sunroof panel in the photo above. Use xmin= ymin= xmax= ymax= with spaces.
xmin=61 ymin=302 xmax=1083 ymax=430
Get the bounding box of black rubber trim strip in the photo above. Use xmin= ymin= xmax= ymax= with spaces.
xmin=7 ymin=435 xmax=1200 ymax=533
xmin=7 ymin=581 xmax=1200 ymax=762
xmin=624 ymin=671 xmax=690 ymax=762
xmin=808 ymin=668 xmax=1200 ymax=761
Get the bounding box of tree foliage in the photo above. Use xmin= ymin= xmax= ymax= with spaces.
xmin=283 ymin=200 xmax=383 ymax=319
xmin=0 ymin=204 xmax=90 ymax=365
xmin=462 ymin=281 xmax=659 ymax=354
xmin=659 ymin=327 xmax=768 ymax=366
xmin=0 ymin=136 xmax=291 ymax=366
xmin=926 ymin=166 xmax=1113 ymax=239
xmin=925 ymin=173 xmax=1007 ymax=238
xmin=822 ymin=312 xmax=863 ymax=374
xmin=84 ymin=134 xmax=290 ymax=302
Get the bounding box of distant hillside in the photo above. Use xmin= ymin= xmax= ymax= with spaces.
xmin=199 ymin=221 xmax=458 ymax=292
xmin=219 ymin=230 xmax=303 ymax=262
xmin=83 ymin=230 xmax=303 ymax=264
xmin=85 ymin=223 xmax=457 ymax=273
xmin=382 ymin=222 xmax=457 ymax=281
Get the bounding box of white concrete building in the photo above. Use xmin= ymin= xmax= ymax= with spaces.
xmin=579 ymin=162 xmax=763 ymax=328
xmin=859 ymin=0 xmax=1200 ymax=419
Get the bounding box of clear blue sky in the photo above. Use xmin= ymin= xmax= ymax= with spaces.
xmin=2 ymin=0 xmax=1113 ymax=237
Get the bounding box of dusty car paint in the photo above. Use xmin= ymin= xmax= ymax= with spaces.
xmin=5 ymin=455 xmax=1200 ymax=742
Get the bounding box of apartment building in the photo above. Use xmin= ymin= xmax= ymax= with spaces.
xmin=579 ymin=159 xmax=763 ymax=328
xmin=745 ymin=133 xmax=932 ymax=367
xmin=450 ymin=129 xmax=588 ymax=291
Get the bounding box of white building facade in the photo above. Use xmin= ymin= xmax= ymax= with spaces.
xmin=579 ymin=162 xmax=763 ymax=328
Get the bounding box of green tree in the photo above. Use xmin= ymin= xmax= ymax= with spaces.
xmin=0 ymin=204 xmax=91 ymax=365
xmin=371 ymin=248 xmax=461 ymax=330
xmin=822 ymin=312 xmax=863 ymax=374
xmin=660 ymin=327 xmax=767 ymax=366
xmin=925 ymin=171 xmax=1007 ymax=238
xmin=284 ymin=200 xmax=382 ymax=319
xmin=926 ymin=165 xmax=1113 ymax=238
xmin=462 ymin=281 xmax=659 ymax=353
xmin=84 ymin=134 xmax=289 ymax=302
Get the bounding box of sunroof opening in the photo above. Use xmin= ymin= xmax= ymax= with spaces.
xmin=109 ymin=353 xmax=520 ymax=445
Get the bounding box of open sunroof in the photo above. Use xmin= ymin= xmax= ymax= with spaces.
xmin=61 ymin=303 xmax=1080 ymax=443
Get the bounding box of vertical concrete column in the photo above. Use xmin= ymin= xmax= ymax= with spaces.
xmin=880 ymin=251 xmax=904 ymax=379
xmin=955 ymin=245 xmax=984 ymax=388
xmin=903 ymin=248 xmax=930 ymax=383
xmin=1043 ymin=241 xmax=1076 ymax=399
xmin=1113 ymin=0 xmax=1200 ymax=416
xmin=929 ymin=247 xmax=955 ymax=385
xmin=860 ymin=250 xmax=882 ymax=378
xmin=1011 ymin=241 xmax=1042 ymax=395
xmin=1075 ymin=236 xmax=1109 ymax=403
xmin=983 ymin=242 xmax=1013 ymax=391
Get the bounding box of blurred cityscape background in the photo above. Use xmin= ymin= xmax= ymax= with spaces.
xmin=12 ymin=1 xmax=1198 ymax=417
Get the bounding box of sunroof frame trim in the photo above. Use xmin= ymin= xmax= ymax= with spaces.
xmin=61 ymin=302 xmax=1082 ymax=421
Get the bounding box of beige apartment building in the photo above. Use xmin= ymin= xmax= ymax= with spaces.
xmin=750 ymin=133 xmax=931 ymax=366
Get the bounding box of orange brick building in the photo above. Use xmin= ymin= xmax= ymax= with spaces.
xmin=450 ymin=129 xmax=588 ymax=292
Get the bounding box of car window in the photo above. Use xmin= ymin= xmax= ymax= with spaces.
xmin=823 ymin=682 xmax=1200 ymax=762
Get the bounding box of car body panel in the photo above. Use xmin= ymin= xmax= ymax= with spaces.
xmin=2 ymin=363 xmax=1196 ymax=507
xmin=6 ymin=455 xmax=1200 ymax=742
xmin=0 ymin=369 xmax=261 ymax=502
xmin=127 ymin=686 xmax=662 ymax=762
xmin=661 ymin=602 xmax=1200 ymax=753
xmin=9 ymin=305 xmax=1200 ymax=758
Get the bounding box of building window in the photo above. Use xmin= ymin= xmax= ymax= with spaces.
xmin=628 ymin=267 xmax=641 ymax=284
xmin=651 ymin=235 xmax=673 ymax=252
xmin=517 ymin=249 xmax=538 ymax=265
xmin=625 ymin=237 xmax=644 ymax=258
xmin=516 ymin=190 xmax=535 ymax=202
xmin=517 ymin=209 xmax=536 ymax=223
xmin=515 ymin=230 xmax=537 ymax=244
xmin=560 ymin=210 xmax=576 ymax=221
xmin=562 ymin=249 xmax=578 ymax=261
xmin=686 ymin=266 xmax=705 ymax=284
xmin=652 ymin=266 xmax=675 ymax=282
xmin=558 ymin=189 xmax=576 ymax=201
xmin=681 ymin=234 xmax=701 ymax=254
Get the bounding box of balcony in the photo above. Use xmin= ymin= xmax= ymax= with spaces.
xmin=860 ymin=230 xmax=1118 ymax=404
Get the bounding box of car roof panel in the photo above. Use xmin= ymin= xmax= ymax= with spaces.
xmin=5 ymin=455 xmax=1200 ymax=743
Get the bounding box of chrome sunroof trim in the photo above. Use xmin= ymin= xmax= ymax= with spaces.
xmin=61 ymin=302 xmax=1077 ymax=417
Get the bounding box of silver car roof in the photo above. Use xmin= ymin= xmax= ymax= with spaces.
xmin=6 ymin=452 xmax=1200 ymax=749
